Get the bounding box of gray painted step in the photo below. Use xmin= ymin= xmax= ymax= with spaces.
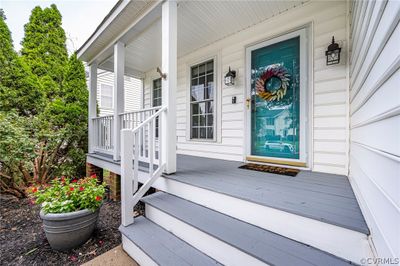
xmin=142 ymin=192 xmax=353 ymax=266
xmin=119 ymin=216 xmax=221 ymax=266
xmin=171 ymin=154 xmax=369 ymax=235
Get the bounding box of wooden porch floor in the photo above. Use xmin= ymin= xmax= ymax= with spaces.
xmin=90 ymin=152 xmax=369 ymax=234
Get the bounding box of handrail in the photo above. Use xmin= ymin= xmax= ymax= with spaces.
xmin=131 ymin=106 xmax=166 ymax=134
xmin=120 ymin=106 xmax=167 ymax=226
xmin=92 ymin=115 xmax=113 ymax=120
xmin=118 ymin=106 xmax=161 ymax=116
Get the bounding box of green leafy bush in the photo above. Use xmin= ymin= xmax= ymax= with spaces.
xmin=30 ymin=176 xmax=106 ymax=214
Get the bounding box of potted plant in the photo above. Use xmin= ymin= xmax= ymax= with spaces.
xmin=29 ymin=175 xmax=106 ymax=251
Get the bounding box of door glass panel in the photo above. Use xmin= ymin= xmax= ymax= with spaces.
xmin=251 ymin=36 xmax=300 ymax=159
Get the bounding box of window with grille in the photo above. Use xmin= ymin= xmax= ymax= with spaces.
xmin=100 ymin=84 xmax=113 ymax=109
xmin=190 ymin=59 xmax=214 ymax=140
xmin=152 ymin=78 xmax=162 ymax=138
xmin=152 ymin=78 xmax=162 ymax=107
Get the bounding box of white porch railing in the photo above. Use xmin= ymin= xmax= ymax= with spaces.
xmin=120 ymin=106 xmax=167 ymax=226
xmin=119 ymin=107 xmax=160 ymax=129
xmin=92 ymin=107 xmax=162 ymax=157
xmin=92 ymin=115 xmax=114 ymax=154
xmin=120 ymin=107 xmax=161 ymax=165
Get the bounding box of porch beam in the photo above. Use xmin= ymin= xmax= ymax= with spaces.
xmin=88 ymin=62 xmax=98 ymax=153
xmin=113 ymin=41 xmax=125 ymax=161
xmin=161 ymin=0 xmax=177 ymax=174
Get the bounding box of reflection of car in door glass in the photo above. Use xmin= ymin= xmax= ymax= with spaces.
xmin=264 ymin=140 xmax=294 ymax=153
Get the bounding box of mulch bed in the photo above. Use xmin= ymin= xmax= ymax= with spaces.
xmin=0 ymin=194 xmax=143 ymax=266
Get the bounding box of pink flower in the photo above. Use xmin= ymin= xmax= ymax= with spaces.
xmin=69 ymin=187 xmax=74 ymax=192
xmin=79 ymin=187 xmax=84 ymax=191
xmin=90 ymin=174 xmax=97 ymax=179
xmin=69 ymin=255 xmax=77 ymax=261
xmin=72 ymin=179 xmax=78 ymax=183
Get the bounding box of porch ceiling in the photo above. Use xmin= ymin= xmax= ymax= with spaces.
xmin=97 ymin=0 xmax=308 ymax=75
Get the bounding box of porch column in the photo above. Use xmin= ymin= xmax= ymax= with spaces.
xmin=88 ymin=62 xmax=97 ymax=153
xmin=113 ymin=41 xmax=125 ymax=161
xmin=161 ymin=0 xmax=177 ymax=174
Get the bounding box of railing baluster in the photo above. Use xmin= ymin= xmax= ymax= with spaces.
xmin=133 ymin=131 xmax=139 ymax=193
xmin=149 ymin=120 xmax=154 ymax=177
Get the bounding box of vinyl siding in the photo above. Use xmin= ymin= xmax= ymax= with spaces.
xmin=349 ymin=0 xmax=400 ymax=260
xmin=143 ymin=1 xmax=350 ymax=174
xmin=97 ymin=70 xmax=142 ymax=116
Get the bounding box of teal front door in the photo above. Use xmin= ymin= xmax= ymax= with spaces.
xmin=249 ymin=35 xmax=302 ymax=161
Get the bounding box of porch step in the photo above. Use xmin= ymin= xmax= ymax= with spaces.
xmin=119 ymin=216 xmax=221 ymax=266
xmin=142 ymin=192 xmax=353 ymax=266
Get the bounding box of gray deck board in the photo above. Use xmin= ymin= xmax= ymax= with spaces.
xmin=142 ymin=192 xmax=353 ymax=266
xmin=119 ymin=216 xmax=221 ymax=266
xmin=90 ymin=152 xmax=369 ymax=234
xmin=166 ymin=155 xmax=369 ymax=234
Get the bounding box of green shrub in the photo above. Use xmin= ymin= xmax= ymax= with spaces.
xmin=30 ymin=175 xmax=106 ymax=214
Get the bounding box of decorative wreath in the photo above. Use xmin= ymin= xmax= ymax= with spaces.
xmin=255 ymin=64 xmax=290 ymax=101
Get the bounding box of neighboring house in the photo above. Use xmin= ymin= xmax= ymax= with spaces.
xmin=93 ymin=69 xmax=142 ymax=116
xmin=78 ymin=0 xmax=399 ymax=265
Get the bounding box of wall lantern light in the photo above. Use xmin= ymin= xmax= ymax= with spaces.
xmin=325 ymin=36 xmax=341 ymax=65
xmin=224 ymin=67 xmax=236 ymax=86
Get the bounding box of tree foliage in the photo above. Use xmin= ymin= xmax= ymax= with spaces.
xmin=0 ymin=6 xmax=88 ymax=198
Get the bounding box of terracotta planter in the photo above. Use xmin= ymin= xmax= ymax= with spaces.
xmin=40 ymin=208 xmax=100 ymax=251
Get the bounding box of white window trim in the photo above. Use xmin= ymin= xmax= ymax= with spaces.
xmin=185 ymin=54 xmax=220 ymax=143
xmin=244 ymin=26 xmax=311 ymax=166
xmin=99 ymin=83 xmax=114 ymax=110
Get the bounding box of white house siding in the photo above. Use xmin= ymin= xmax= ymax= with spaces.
xmin=97 ymin=70 xmax=142 ymax=116
xmin=349 ymin=0 xmax=400 ymax=260
xmin=143 ymin=1 xmax=350 ymax=174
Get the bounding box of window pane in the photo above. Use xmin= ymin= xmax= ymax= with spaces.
xmin=192 ymin=115 xmax=199 ymax=126
xmin=206 ymin=102 xmax=213 ymax=114
xmin=199 ymin=76 xmax=205 ymax=87
xmin=199 ymin=64 xmax=205 ymax=76
xmin=102 ymin=97 xmax=112 ymax=108
xmin=191 ymin=85 xmax=204 ymax=102
xmin=199 ymin=115 xmax=206 ymax=126
xmin=192 ymin=103 xmax=199 ymax=114
xmin=191 ymin=128 xmax=198 ymax=138
xmin=206 ymin=61 xmax=213 ymax=74
xmin=207 ymin=127 xmax=213 ymax=139
xmin=200 ymin=128 xmax=206 ymax=138
xmin=207 ymin=114 xmax=213 ymax=126
xmin=199 ymin=102 xmax=206 ymax=114
xmin=191 ymin=66 xmax=198 ymax=78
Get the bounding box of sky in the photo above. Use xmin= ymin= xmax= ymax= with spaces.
xmin=1 ymin=0 xmax=118 ymax=54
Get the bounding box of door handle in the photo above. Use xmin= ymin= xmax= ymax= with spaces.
xmin=246 ymin=98 xmax=251 ymax=109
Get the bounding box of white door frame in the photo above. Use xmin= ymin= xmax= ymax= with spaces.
xmin=245 ymin=27 xmax=310 ymax=167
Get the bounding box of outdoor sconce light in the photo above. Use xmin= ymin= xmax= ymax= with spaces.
xmin=325 ymin=36 xmax=341 ymax=65
xmin=224 ymin=67 xmax=236 ymax=86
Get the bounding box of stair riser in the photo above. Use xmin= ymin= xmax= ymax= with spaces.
xmin=145 ymin=204 xmax=268 ymax=266
xmin=121 ymin=235 xmax=157 ymax=266
xmin=139 ymin=171 xmax=372 ymax=263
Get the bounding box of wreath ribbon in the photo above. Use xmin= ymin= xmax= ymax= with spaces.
xmin=255 ymin=64 xmax=290 ymax=101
